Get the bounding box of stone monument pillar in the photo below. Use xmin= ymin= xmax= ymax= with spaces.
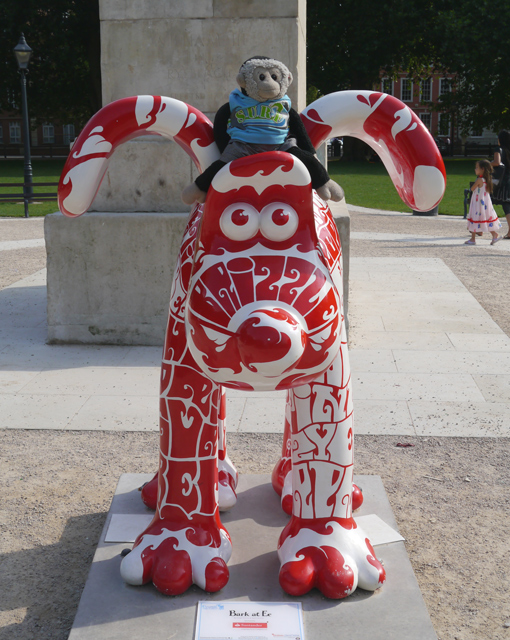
xmin=45 ymin=0 xmax=349 ymax=345
xmin=93 ymin=1 xmax=307 ymax=213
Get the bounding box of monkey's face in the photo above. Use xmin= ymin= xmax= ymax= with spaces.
xmin=237 ymin=60 xmax=292 ymax=102
xmin=253 ymin=66 xmax=284 ymax=100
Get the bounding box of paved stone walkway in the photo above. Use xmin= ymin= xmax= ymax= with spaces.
xmin=1 ymin=209 xmax=509 ymax=437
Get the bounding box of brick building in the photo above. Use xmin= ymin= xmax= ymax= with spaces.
xmin=378 ymin=72 xmax=498 ymax=154
xmin=0 ymin=110 xmax=76 ymax=158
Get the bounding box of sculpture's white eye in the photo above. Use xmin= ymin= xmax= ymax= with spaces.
xmin=260 ymin=203 xmax=299 ymax=241
xmin=220 ymin=203 xmax=260 ymax=241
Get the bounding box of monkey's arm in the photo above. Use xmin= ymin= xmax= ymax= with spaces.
xmin=288 ymin=108 xmax=316 ymax=154
xmin=213 ymin=102 xmax=232 ymax=153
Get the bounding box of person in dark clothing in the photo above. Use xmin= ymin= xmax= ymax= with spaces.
xmin=491 ymin=130 xmax=510 ymax=238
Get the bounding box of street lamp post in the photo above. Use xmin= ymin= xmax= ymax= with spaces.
xmin=13 ymin=33 xmax=33 ymax=218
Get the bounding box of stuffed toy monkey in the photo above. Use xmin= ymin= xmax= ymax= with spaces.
xmin=181 ymin=56 xmax=344 ymax=205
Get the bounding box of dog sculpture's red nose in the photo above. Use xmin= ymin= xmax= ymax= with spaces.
xmin=236 ymin=307 xmax=306 ymax=377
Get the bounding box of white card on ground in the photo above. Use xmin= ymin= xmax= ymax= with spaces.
xmin=355 ymin=513 xmax=405 ymax=545
xmin=105 ymin=514 xmax=153 ymax=543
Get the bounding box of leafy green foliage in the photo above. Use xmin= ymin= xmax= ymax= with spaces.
xmin=307 ymin=0 xmax=438 ymax=93
xmin=432 ymin=0 xmax=510 ymax=133
xmin=307 ymin=0 xmax=510 ymax=134
xmin=0 ymin=0 xmax=101 ymax=128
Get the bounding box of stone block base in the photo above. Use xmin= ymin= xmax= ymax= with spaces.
xmin=67 ymin=474 xmax=437 ymax=640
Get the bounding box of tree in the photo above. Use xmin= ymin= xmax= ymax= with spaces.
xmin=0 ymin=0 xmax=101 ymax=128
xmin=307 ymin=0 xmax=439 ymax=96
xmin=429 ymin=0 xmax=510 ymax=134
xmin=307 ymin=0 xmax=510 ymax=137
xmin=306 ymin=0 xmax=441 ymax=158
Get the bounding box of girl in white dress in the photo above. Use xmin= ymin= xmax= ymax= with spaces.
xmin=465 ymin=159 xmax=501 ymax=245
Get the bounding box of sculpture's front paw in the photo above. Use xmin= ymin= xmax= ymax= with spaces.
xmin=316 ymin=179 xmax=344 ymax=203
xmin=278 ymin=516 xmax=385 ymax=599
xmin=121 ymin=518 xmax=232 ymax=595
xmin=181 ymin=182 xmax=207 ymax=205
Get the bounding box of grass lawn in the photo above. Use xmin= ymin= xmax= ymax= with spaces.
xmin=0 ymin=158 xmax=65 ymax=217
xmin=0 ymin=155 xmax=505 ymax=219
xmin=329 ymin=157 xmax=507 ymax=218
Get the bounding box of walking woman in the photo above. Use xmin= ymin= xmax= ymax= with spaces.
xmin=491 ymin=130 xmax=510 ymax=239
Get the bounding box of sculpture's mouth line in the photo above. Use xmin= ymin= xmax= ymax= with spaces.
xmin=191 ymin=314 xmax=336 ymax=341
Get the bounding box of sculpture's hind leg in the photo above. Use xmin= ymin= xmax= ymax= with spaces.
xmin=277 ymin=337 xmax=385 ymax=599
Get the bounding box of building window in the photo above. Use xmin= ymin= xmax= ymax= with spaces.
xmin=438 ymin=113 xmax=450 ymax=136
xmin=439 ymin=78 xmax=451 ymax=96
xmin=401 ymin=79 xmax=412 ymax=102
xmin=0 ymin=125 xmax=3 ymax=144
xmin=9 ymin=122 xmax=21 ymax=144
xmin=420 ymin=79 xmax=431 ymax=102
xmin=382 ymin=78 xmax=393 ymax=95
xmin=43 ymin=123 xmax=55 ymax=144
xmin=420 ymin=113 xmax=431 ymax=130
xmin=63 ymin=124 xmax=75 ymax=145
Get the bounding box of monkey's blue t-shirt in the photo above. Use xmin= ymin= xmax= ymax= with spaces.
xmin=227 ymin=88 xmax=291 ymax=145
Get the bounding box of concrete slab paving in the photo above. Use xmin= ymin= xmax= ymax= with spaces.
xmin=18 ymin=366 xmax=160 ymax=397
xmin=239 ymin=396 xmax=286 ymax=433
xmin=67 ymin=474 xmax=438 ymax=640
xmin=354 ymin=400 xmax=415 ymax=435
xmin=0 ymin=393 xmax=89 ymax=430
xmin=0 ymin=270 xmax=47 ymax=328
xmin=0 ymin=255 xmax=509 ymax=437
xmin=352 ymin=372 xmax=486 ymax=402
xmin=394 ymin=349 xmax=510 ymax=375
xmin=446 ymin=331 xmax=510 ymax=351
xmin=0 ymin=369 xmax=43 ymax=393
xmin=349 ymin=349 xmax=398 ymax=373
xmin=408 ymin=401 xmax=509 ymax=437
xmin=66 ymin=395 xmax=159 ymax=432
xmin=467 ymin=374 xmax=510 ymax=403
xmin=352 ymin=230 xmax=510 ymax=251
xmin=0 ymin=238 xmax=45 ymax=252
xmin=0 ymin=343 xmax=135 ymax=369
xmin=349 ymin=330 xmax=455 ymax=351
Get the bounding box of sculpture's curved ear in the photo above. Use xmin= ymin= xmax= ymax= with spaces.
xmin=301 ymin=90 xmax=446 ymax=212
xmin=58 ymin=96 xmax=219 ymax=217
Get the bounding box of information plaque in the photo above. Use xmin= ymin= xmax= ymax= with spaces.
xmin=195 ymin=601 xmax=304 ymax=640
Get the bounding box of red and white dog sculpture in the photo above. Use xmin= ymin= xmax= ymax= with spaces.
xmin=58 ymin=91 xmax=445 ymax=599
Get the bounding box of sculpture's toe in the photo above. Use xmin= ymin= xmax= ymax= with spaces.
xmin=279 ymin=546 xmax=356 ymax=599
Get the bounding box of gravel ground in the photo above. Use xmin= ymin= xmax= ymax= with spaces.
xmin=0 ymin=211 xmax=509 ymax=640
